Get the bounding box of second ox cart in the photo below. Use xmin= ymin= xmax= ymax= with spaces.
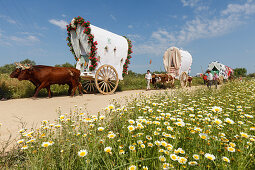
xmin=152 ymin=47 xmax=193 ymax=88
xmin=66 ymin=16 xmax=132 ymax=94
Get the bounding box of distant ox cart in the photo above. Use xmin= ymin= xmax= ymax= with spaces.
xmin=151 ymin=47 xmax=193 ymax=88
xmin=66 ymin=16 xmax=132 ymax=94
xmin=207 ymin=61 xmax=234 ymax=84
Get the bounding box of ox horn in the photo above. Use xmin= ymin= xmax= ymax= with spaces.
xmin=15 ymin=62 xmax=23 ymax=69
xmin=23 ymin=64 xmax=31 ymax=69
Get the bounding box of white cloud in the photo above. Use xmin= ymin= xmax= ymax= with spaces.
xmin=110 ymin=14 xmax=117 ymax=21
xmin=128 ymin=25 xmax=133 ymax=29
xmin=135 ymin=0 xmax=255 ymax=56
xmin=221 ymin=0 xmax=255 ymax=16
xmin=10 ymin=35 xmax=40 ymax=44
xmin=62 ymin=14 xmax=66 ymax=17
xmin=0 ymin=15 xmax=16 ymax=24
xmin=180 ymin=0 xmax=200 ymax=7
xmin=49 ymin=19 xmax=68 ymax=30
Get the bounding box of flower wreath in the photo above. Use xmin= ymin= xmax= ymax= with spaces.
xmin=66 ymin=16 xmax=98 ymax=71
xmin=123 ymin=36 xmax=133 ymax=77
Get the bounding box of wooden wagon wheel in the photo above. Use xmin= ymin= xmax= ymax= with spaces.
xmin=95 ymin=64 xmax=119 ymax=95
xmin=83 ymin=80 xmax=96 ymax=93
xmin=180 ymin=72 xmax=188 ymax=88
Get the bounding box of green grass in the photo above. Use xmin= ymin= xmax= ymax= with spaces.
xmin=1 ymin=79 xmax=254 ymax=169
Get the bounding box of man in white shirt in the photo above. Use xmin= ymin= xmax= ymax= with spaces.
xmin=207 ymin=70 xmax=213 ymax=89
xmin=145 ymin=70 xmax=152 ymax=90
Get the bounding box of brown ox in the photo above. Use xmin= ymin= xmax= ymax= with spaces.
xmin=187 ymin=76 xmax=192 ymax=87
xmin=10 ymin=65 xmax=53 ymax=95
xmin=13 ymin=64 xmax=84 ymax=98
xmin=151 ymin=74 xmax=174 ymax=88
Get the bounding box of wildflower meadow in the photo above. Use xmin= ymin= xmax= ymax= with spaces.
xmin=1 ymin=80 xmax=255 ymax=169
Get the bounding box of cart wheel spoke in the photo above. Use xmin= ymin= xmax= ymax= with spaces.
xmin=95 ymin=65 xmax=119 ymax=95
xmin=83 ymin=80 xmax=96 ymax=93
xmin=108 ymin=81 xmax=114 ymax=90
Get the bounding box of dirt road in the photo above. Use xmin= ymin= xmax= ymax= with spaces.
xmin=0 ymin=86 xmax=203 ymax=150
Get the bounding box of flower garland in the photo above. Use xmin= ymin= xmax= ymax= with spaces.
xmin=122 ymin=36 xmax=133 ymax=77
xmin=66 ymin=16 xmax=98 ymax=71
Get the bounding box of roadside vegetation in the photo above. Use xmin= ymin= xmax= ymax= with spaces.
xmin=0 ymin=60 xmax=254 ymax=99
xmin=0 ymin=79 xmax=254 ymax=169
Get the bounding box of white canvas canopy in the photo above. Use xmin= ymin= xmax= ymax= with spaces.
xmin=163 ymin=47 xmax=192 ymax=79
xmin=207 ymin=61 xmax=233 ymax=79
xmin=70 ymin=24 xmax=128 ymax=80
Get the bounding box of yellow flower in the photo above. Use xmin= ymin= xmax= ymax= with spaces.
xmin=163 ymin=163 xmax=170 ymax=169
xmin=78 ymin=149 xmax=88 ymax=157
xmin=204 ymin=153 xmax=216 ymax=160
xmin=18 ymin=129 xmax=25 ymax=133
xmin=159 ymin=155 xmax=166 ymax=162
xmin=214 ymin=119 xmax=222 ymax=125
xmin=127 ymin=125 xmax=135 ymax=132
xmin=229 ymin=142 xmax=236 ymax=147
xmin=42 ymin=120 xmax=48 ymax=124
xmin=97 ymin=127 xmax=105 ymax=131
xmin=59 ymin=115 xmax=65 ymax=120
xmin=54 ymin=124 xmax=61 ymax=128
xmin=240 ymin=132 xmax=249 ymax=138
xmin=155 ymin=140 xmax=161 ymax=146
xmin=227 ymin=147 xmax=235 ymax=152
xmin=107 ymin=133 xmax=116 ymax=139
xmin=250 ymin=127 xmax=255 ymax=131
xmin=178 ymin=157 xmax=187 ymax=164
xmin=161 ymin=141 xmax=167 ymax=147
xmin=170 ymin=154 xmax=178 ymax=161
xmin=188 ymin=161 xmax=198 ymax=166
xmin=167 ymin=126 xmax=174 ymax=131
xmin=104 ymin=146 xmax=112 ymax=153
xmin=119 ymin=150 xmax=125 ymax=155
xmin=41 ymin=142 xmax=51 ymax=148
xmin=108 ymin=104 xmax=115 ymax=110
xmin=193 ymin=154 xmax=200 ymax=160
xmin=148 ymin=143 xmax=153 ymax=147
xmin=137 ymin=140 xmax=143 ymax=144
xmin=21 ymin=145 xmax=28 ymax=150
xmin=175 ymin=121 xmax=185 ymax=127
xmin=212 ymin=106 xmax=222 ymax=112
xmin=142 ymin=166 xmax=148 ymax=170
xmin=128 ymin=119 xmax=135 ymax=124
xmin=17 ymin=139 xmax=24 ymax=144
xmin=99 ymin=116 xmax=105 ymax=120
xmin=129 ymin=165 xmax=136 ymax=170
xmin=199 ymin=133 xmax=208 ymax=140
xmin=222 ymin=156 xmax=230 ymax=163
xmin=129 ymin=145 xmax=135 ymax=151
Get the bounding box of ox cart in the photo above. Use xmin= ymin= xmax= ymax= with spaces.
xmin=163 ymin=47 xmax=193 ymax=87
xmin=66 ymin=16 xmax=132 ymax=94
xmin=207 ymin=61 xmax=234 ymax=84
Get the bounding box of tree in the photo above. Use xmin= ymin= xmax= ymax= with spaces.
xmin=55 ymin=62 xmax=75 ymax=68
xmin=233 ymin=68 xmax=247 ymax=77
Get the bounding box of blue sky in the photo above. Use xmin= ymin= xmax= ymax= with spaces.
xmin=0 ymin=0 xmax=255 ymax=74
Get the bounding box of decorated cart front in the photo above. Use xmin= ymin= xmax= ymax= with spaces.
xmin=207 ymin=61 xmax=233 ymax=82
xmin=66 ymin=16 xmax=132 ymax=94
xmin=163 ymin=47 xmax=192 ymax=87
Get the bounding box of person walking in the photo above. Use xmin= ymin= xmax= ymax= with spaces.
xmin=145 ymin=70 xmax=152 ymax=90
xmin=206 ymin=70 xmax=213 ymax=89
xmin=213 ymin=72 xmax=218 ymax=89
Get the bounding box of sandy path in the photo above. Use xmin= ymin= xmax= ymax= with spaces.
xmin=0 ymin=86 xmax=203 ymax=150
